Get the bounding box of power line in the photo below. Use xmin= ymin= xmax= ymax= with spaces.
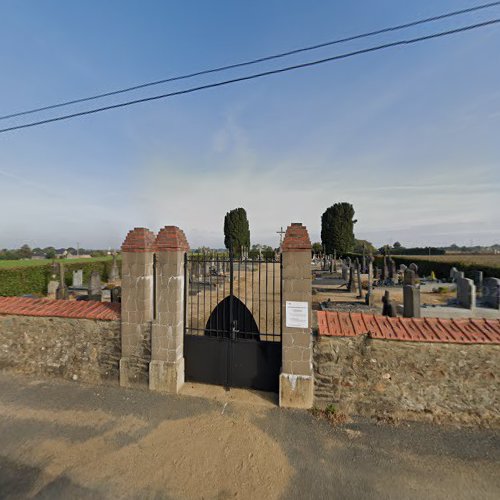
xmin=1 ymin=1 xmax=499 ymax=122
xmin=1 ymin=19 xmax=498 ymax=135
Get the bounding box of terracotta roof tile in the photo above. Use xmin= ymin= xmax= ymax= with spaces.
xmin=316 ymin=311 xmax=500 ymax=345
xmin=0 ymin=297 xmax=120 ymax=321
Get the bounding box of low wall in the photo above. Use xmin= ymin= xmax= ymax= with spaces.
xmin=314 ymin=335 xmax=500 ymax=427
xmin=0 ymin=314 xmax=123 ymax=384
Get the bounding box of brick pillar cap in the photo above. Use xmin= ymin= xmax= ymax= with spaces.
xmin=121 ymin=227 xmax=156 ymax=253
xmin=155 ymin=226 xmax=190 ymax=252
xmin=281 ymin=223 xmax=311 ymax=252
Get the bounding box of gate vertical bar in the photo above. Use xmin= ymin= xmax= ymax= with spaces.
xmin=228 ymin=246 xmax=234 ymax=388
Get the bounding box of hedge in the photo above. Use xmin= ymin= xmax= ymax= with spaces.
xmin=343 ymin=253 xmax=500 ymax=280
xmin=0 ymin=258 xmax=120 ymax=297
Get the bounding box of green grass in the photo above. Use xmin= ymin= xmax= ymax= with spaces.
xmin=0 ymin=256 xmax=113 ymax=269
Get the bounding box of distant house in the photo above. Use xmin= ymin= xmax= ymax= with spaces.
xmin=31 ymin=249 xmax=46 ymax=260
xmin=55 ymin=249 xmax=68 ymax=259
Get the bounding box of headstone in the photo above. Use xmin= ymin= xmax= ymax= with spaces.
xmin=47 ymin=280 xmax=59 ymax=299
xmin=109 ymin=254 xmax=120 ymax=282
xmin=356 ymin=261 xmax=363 ymax=299
xmin=409 ymin=263 xmax=418 ymax=275
xmin=382 ymin=291 xmax=397 ymax=317
xmin=382 ymin=256 xmax=388 ymax=280
xmin=404 ymin=268 xmax=416 ymax=286
xmin=72 ymin=269 xmax=83 ymax=287
xmin=88 ymin=271 xmax=102 ymax=302
xmin=399 ymin=264 xmax=407 ymax=273
xmin=362 ymin=246 xmax=366 ymax=273
xmin=450 ymin=267 xmax=458 ymax=282
xmin=471 ymin=270 xmax=483 ymax=290
xmin=455 ymin=271 xmax=465 ymax=280
xmin=482 ymin=277 xmax=500 ymax=310
xmin=342 ymin=264 xmax=348 ymax=282
xmin=56 ymin=262 xmax=69 ymax=300
xmin=388 ymin=258 xmax=396 ymax=280
xmin=456 ymin=277 xmax=476 ymax=309
xmin=111 ymin=286 xmax=121 ymax=303
xmin=349 ymin=265 xmax=356 ymax=293
xmin=365 ymin=258 xmax=374 ymax=306
xmin=333 ymin=250 xmax=337 ymax=272
xmin=403 ymin=285 xmax=421 ymax=318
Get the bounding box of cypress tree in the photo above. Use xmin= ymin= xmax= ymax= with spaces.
xmin=224 ymin=208 xmax=250 ymax=255
xmin=321 ymin=202 xmax=357 ymax=255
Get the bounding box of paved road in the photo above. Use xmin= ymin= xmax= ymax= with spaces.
xmin=0 ymin=372 xmax=498 ymax=499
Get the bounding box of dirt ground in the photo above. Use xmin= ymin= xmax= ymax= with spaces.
xmin=0 ymin=372 xmax=499 ymax=500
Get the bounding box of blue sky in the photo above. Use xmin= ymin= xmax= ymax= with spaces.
xmin=0 ymin=0 xmax=499 ymax=250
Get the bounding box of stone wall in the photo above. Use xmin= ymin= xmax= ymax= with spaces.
xmin=314 ymin=335 xmax=500 ymax=427
xmin=0 ymin=314 xmax=149 ymax=385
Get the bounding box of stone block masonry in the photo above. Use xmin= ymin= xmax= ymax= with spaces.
xmin=315 ymin=310 xmax=500 ymax=427
xmin=0 ymin=314 xmax=122 ymax=384
xmin=280 ymin=223 xmax=314 ymax=409
xmin=314 ymin=335 xmax=499 ymax=427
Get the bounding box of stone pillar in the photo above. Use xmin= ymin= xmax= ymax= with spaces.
xmin=56 ymin=262 xmax=69 ymax=300
xmin=120 ymin=227 xmax=156 ymax=387
xmin=149 ymin=226 xmax=189 ymax=393
xmin=280 ymin=223 xmax=313 ymax=409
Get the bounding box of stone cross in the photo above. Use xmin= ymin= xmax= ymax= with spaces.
xmin=109 ymin=254 xmax=120 ymax=282
xmin=56 ymin=262 xmax=69 ymax=300
xmin=382 ymin=256 xmax=389 ymax=280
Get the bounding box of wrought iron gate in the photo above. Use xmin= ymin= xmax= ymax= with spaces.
xmin=184 ymin=251 xmax=282 ymax=392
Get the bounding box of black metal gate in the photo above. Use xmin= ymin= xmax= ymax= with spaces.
xmin=184 ymin=251 xmax=282 ymax=392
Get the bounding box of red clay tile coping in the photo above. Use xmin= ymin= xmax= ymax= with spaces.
xmin=155 ymin=226 xmax=190 ymax=252
xmin=0 ymin=297 xmax=120 ymax=321
xmin=317 ymin=310 xmax=500 ymax=345
xmin=121 ymin=227 xmax=156 ymax=253
xmin=281 ymin=222 xmax=312 ymax=252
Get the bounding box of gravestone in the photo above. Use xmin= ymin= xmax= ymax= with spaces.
xmin=349 ymin=265 xmax=356 ymax=293
xmin=403 ymin=285 xmax=420 ymax=318
xmin=47 ymin=280 xmax=59 ymax=299
xmin=109 ymin=254 xmax=120 ymax=282
xmin=111 ymin=286 xmax=121 ymax=303
xmin=455 ymin=271 xmax=465 ymax=280
xmin=362 ymin=246 xmax=366 ymax=273
xmin=56 ymin=263 xmax=69 ymax=300
xmin=356 ymin=261 xmax=363 ymax=299
xmin=388 ymin=258 xmax=396 ymax=280
xmin=382 ymin=256 xmax=389 ymax=280
xmin=341 ymin=264 xmax=348 ymax=282
xmin=365 ymin=258 xmax=374 ymax=306
xmin=382 ymin=291 xmax=397 ymax=317
xmin=404 ymin=268 xmax=416 ymax=287
xmin=88 ymin=271 xmax=102 ymax=302
xmin=471 ymin=270 xmax=483 ymax=290
xmin=456 ymin=277 xmax=476 ymax=309
xmin=482 ymin=278 xmax=500 ymax=309
xmin=72 ymin=269 xmax=83 ymax=287
xmin=450 ymin=267 xmax=458 ymax=282
xmin=333 ymin=250 xmax=337 ymax=272
xmin=399 ymin=264 xmax=407 ymax=273
xmin=409 ymin=263 xmax=418 ymax=275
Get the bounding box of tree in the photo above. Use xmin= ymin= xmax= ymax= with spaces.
xmin=223 ymin=207 xmax=250 ymax=255
xmin=45 ymin=248 xmax=56 ymax=259
xmin=18 ymin=244 xmax=32 ymax=259
xmin=312 ymin=242 xmax=323 ymax=254
xmin=321 ymin=203 xmax=357 ymax=255
xmin=393 ymin=241 xmax=402 ymax=249
xmin=353 ymin=239 xmax=376 ymax=254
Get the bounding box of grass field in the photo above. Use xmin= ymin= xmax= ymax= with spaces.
xmin=0 ymin=256 xmax=113 ymax=269
xmin=400 ymin=254 xmax=500 ymax=268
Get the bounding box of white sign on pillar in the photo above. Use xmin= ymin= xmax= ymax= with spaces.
xmin=285 ymin=301 xmax=309 ymax=328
